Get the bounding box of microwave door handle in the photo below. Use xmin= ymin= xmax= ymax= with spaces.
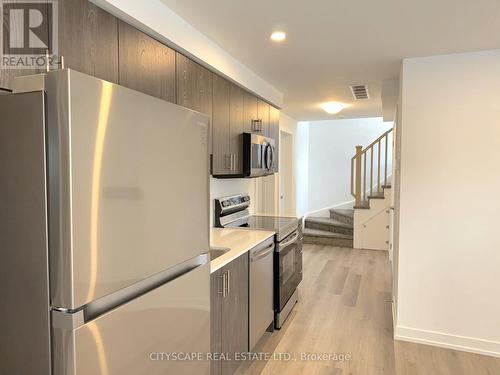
xmin=264 ymin=144 xmax=273 ymax=171
xmin=263 ymin=144 xmax=268 ymax=170
xmin=269 ymin=145 xmax=275 ymax=171
xmin=270 ymin=145 xmax=273 ymax=171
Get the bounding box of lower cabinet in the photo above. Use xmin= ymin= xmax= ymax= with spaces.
xmin=211 ymin=253 xmax=249 ymax=375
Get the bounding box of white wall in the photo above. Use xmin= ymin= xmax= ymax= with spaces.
xmin=395 ymin=49 xmax=500 ymax=357
xmin=278 ymin=113 xmax=298 ymax=216
xmin=209 ymin=177 xmax=257 ymax=226
xmin=307 ymin=118 xmax=393 ymax=215
xmin=92 ymin=0 xmax=283 ymax=107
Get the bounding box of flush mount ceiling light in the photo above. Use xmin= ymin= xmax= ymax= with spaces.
xmin=320 ymin=102 xmax=347 ymax=114
xmin=270 ymin=31 xmax=286 ymax=42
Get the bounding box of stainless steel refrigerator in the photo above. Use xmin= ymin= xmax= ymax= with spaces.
xmin=0 ymin=69 xmax=211 ymax=374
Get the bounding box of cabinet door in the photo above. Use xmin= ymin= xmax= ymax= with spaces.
xmin=58 ymin=0 xmax=119 ymax=83
xmin=176 ymin=53 xmax=213 ymax=153
xmin=229 ymin=84 xmax=245 ymax=175
xmin=118 ymin=21 xmax=176 ymax=102
xmin=243 ymin=91 xmax=258 ymax=134
xmin=257 ymin=99 xmax=270 ymax=137
xmin=269 ymin=106 xmax=280 ymax=172
xmin=210 ymin=269 xmax=224 ymax=375
xmin=212 ymin=75 xmax=231 ymax=175
xmin=222 ymin=253 xmax=249 ymax=375
xmin=176 ymin=53 xmax=213 ymax=116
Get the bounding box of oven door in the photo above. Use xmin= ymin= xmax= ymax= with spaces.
xmin=275 ymin=229 xmax=302 ymax=311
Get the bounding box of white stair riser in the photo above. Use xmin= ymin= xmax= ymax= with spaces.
xmin=354 ymin=188 xmax=392 ymax=251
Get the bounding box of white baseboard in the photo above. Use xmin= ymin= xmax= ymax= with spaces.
xmin=394 ymin=325 xmax=500 ymax=358
xmin=308 ymin=199 xmax=355 ymax=217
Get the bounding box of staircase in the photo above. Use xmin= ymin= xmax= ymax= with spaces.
xmin=303 ymin=209 xmax=354 ymax=247
xmin=303 ymin=128 xmax=394 ymax=250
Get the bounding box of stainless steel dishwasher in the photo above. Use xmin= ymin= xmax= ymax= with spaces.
xmin=249 ymin=237 xmax=275 ymax=350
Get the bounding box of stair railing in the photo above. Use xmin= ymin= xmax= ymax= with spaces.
xmin=351 ymin=128 xmax=393 ymax=207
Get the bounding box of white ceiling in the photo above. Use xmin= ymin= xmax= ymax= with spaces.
xmin=160 ymin=0 xmax=500 ymax=120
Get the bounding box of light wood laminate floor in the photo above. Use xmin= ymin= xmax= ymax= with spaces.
xmin=236 ymin=244 xmax=500 ymax=375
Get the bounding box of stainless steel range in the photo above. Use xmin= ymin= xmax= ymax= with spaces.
xmin=214 ymin=194 xmax=303 ymax=328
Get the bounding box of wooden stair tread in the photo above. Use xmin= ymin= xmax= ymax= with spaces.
xmin=329 ymin=208 xmax=354 ymax=218
xmin=368 ymin=192 xmax=385 ymax=199
xmin=305 ymin=217 xmax=353 ymax=229
xmin=303 ymin=228 xmax=353 ymax=239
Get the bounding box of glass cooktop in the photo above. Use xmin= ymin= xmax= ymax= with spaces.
xmin=226 ymin=215 xmax=299 ymax=240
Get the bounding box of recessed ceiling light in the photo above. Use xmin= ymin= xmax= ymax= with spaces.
xmin=320 ymin=102 xmax=347 ymax=114
xmin=270 ymin=31 xmax=286 ymax=42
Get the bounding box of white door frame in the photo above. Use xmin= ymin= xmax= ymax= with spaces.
xmin=279 ymin=130 xmax=294 ymax=216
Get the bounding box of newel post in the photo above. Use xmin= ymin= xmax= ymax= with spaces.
xmin=354 ymin=145 xmax=363 ymax=207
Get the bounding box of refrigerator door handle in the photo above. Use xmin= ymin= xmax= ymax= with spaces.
xmin=53 ymin=253 xmax=208 ymax=326
xmin=52 ymin=308 xmax=85 ymax=330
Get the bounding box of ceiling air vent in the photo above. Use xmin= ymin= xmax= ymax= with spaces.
xmin=350 ymin=84 xmax=370 ymax=100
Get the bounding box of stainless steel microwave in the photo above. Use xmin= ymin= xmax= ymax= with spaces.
xmin=243 ymin=132 xmax=276 ymax=177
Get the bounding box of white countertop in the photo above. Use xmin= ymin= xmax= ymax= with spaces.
xmin=210 ymin=228 xmax=275 ymax=273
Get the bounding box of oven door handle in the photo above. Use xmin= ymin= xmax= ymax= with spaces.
xmin=278 ymin=231 xmax=300 ymax=252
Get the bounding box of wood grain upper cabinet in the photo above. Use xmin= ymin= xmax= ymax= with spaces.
xmin=176 ymin=53 xmax=213 ymax=117
xmin=257 ymin=99 xmax=270 ymax=137
xmin=229 ymin=84 xmax=245 ymax=175
xmin=243 ymin=92 xmax=270 ymax=137
xmin=118 ymin=21 xmax=176 ymax=102
xmin=212 ymin=79 xmax=245 ymax=177
xmin=212 ymin=75 xmax=231 ymax=176
xmin=269 ymin=106 xmax=280 ymax=172
xmin=176 ymin=53 xmax=213 ymax=153
xmin=58 ymin=0 xmax=118 ymax=83
xmin=210 ymin=253 xmax=249 ymax=375
xmin=243 ymin=91 xmax=258 ymax=134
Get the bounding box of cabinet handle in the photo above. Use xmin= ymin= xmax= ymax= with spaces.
xmin=251 ymin=119 xmax=258 ymax=132
xmin=225 ymin=270 xmax=230 ymax=295
xmin=230 ymin=154 xmax=234 ymax=171
xmin=252 ymin=119 xmax=263 ymax=132
xmin=225 ymin=154 xmax=231 ymax=170
xmin=219 ymin=272 xmax=227 ymax=297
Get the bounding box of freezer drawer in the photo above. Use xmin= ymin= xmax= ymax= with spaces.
xmin=52 ymin=264 xmax=210 ymax=375
xmin=44 ymin=70 xmax=210 ymax=309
